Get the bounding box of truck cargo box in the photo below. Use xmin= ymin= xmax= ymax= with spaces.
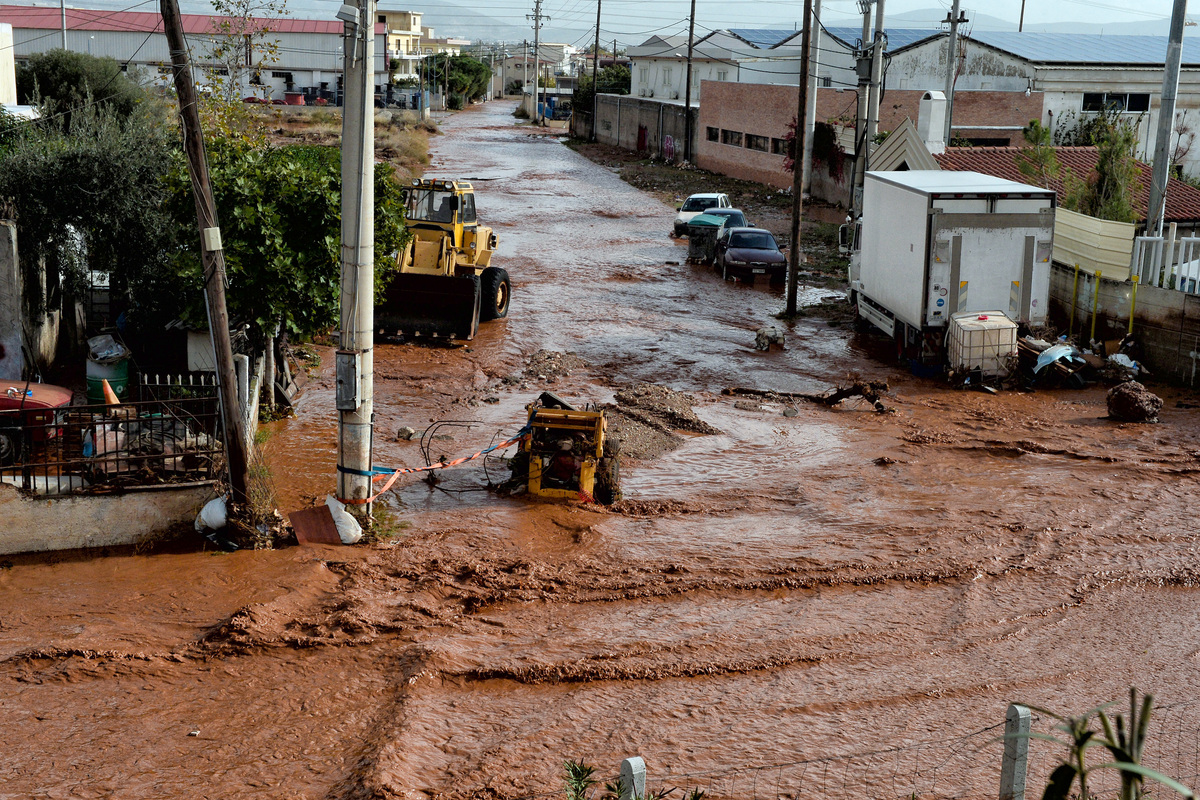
xmin=853 ymin=171 xmax=1056 ymax=336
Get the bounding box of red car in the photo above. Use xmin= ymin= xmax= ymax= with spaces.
xmin=0 ymin=383 xmax=75 ymax=466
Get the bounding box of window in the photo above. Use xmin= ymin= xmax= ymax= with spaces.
xmin=721 ymin=129 xmax=743 ymax=147
xmin=821 ymin=75 xmax=832 ymax=88
xmin=716 ymin=70 xmax=728 ymax=81
xmin=771 ymin=137 xmax=789 ymax=156
xmin=662 ymin=67 xmax=673 ymax=86
xmin=745 ymin=134 xmax=769 ymax=152
xmin=1082 ymin=92 xmax=1150 ymax=113
xmin=639 ymin=67 xmax=648 ymax=85
xmin=707 ymin=126 xmax=720 ymax=142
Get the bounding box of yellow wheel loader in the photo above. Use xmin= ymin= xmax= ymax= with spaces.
xmin=377 ymin=179 xmax=511 ymax=339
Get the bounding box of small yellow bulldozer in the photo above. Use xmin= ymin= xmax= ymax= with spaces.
xmin=377 ymin=178 xmax=511 ymax=339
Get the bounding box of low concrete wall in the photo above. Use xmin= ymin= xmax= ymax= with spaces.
xmin=594 ymin=94 xmax=695 ymax=162
xmin=0 ymin=481 xmax=215 ymax=555
xmin=1050 ymin=261 xmax=1200 ymax=386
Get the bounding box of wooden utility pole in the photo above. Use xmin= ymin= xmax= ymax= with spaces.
xmin=160 ymin=0 xmax=251 ymax=506
xmin=683 ymin=0 xmax=696 ymax=162
xmin=785 ymin=0 xmax=815 ymax=316
xmin=591 ymin=0 xmax=601 ymax=140
xmin=942 ymin=0 xmax=965 ymax=143
xmin=528 ymin=0 xmax=548 ymax=123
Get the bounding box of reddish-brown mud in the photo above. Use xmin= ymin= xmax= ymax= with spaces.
xmin=4 ymin=102 xmax=1200 ymax=800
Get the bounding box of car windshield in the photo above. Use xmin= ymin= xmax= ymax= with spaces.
xmin=407 ymin=189 xmax=456 ymax=222
xmin=729 ymin=232 xmax=777 ymax=250
xmin=717 ymin=212 xmax=746 ymax=226
xmin=682 ymin=197 xmax=716 ymax=212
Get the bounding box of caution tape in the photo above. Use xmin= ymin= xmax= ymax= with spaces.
xmin=337 ymin=426 xmax=531 ymax=505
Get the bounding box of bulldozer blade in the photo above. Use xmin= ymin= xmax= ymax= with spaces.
xmin=376 ymin=273 xmax=482 ymax=340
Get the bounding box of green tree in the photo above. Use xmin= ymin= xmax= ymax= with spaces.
xmin=164 ymin=143 xmax=410 ymax=341
xmin=202 ymin=0 xmax=288 ymax=102
xmin=425 ymin=54 xmax=493 ymax=106
xmin=15 ymin=49 xmax=145 ymax=125
xmin=1016 ymin=119 xmax=1061 ymax=189
xmin=573 ymin=64 xmax=631 ymax=116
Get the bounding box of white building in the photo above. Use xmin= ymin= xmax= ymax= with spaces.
xmin=628 ymin=28 xmax=856 ymax=104
xmin=0 ymin=4 xmax=388 ymax=102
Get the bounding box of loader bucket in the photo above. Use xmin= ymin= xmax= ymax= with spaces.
xmin=376 ymin=272 xmax=482 ymax=340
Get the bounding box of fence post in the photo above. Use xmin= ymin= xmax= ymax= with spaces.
xmin=999 ymin=703 xmax=1031 ymax=800
xmin=619 ymin=756 xmax=646 ymax=800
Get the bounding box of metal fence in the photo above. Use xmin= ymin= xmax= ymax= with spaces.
xmin=525 ymin=698 xmax=1200 ymax=800
xmin=0 ymin=396 xmax=222 ymax=497
xmin=135 ymin=371 xmax=220 ymax=403
xmin=1132 ymin=235 xmax=1200 ymax=293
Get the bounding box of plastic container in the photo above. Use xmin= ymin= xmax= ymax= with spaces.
xmin=86 ymin=356 xmax=129 ymax=403
xmin=945 ymin=311 xmax=1018 ymax=377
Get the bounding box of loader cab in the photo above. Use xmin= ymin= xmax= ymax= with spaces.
xmin=406 ymin=181 xmax=478 ymax=237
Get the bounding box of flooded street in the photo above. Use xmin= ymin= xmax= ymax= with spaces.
xmin=5 ymin=101 xmax=1200 ymax=799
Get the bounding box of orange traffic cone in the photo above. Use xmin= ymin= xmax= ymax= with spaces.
xmin=101 ymin=378 xmax=121 ymax=405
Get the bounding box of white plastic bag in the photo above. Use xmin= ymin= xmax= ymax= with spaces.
xmin=324 ymin=495 xmax=363 ymax=544
xmin=194 ymin=496 xmax=228 ymax=532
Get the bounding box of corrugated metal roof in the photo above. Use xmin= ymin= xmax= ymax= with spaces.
xmin=933 ymin=146 xmax=1200 ymax=222
xmin=0 ymin=4 xmax=384 ymax=35
xmin=969 ymin=30 xmax=1200 ymax=65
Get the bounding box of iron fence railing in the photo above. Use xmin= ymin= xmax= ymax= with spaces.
xmin=0 ymin=396 xmax=222 ymax=497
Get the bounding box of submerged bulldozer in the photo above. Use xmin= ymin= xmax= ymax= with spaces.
xmin=377 ymin=179 xmax=511 ymax=339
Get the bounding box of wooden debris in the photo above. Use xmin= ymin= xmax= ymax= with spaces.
xmin=723 ymin=380 xmax=891 ymax=412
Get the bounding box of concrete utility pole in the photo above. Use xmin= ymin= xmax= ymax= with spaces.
xmin=850 ymin=0 xmax=873 ymax=215
xmin=160 ymin=0 xmax=252 ymax=507
xmin=528 ymin=0 xmax=548 ymax=123
xmin=801 ymin=0 xmax=822 ymax=194
xmin=335 ymin=0 xmax=376 ymax=514
xmin=786 ymin=0 xmax=815 ymax=316
xmin=1148 ymin=0 xmax=1188 ymax=235
xmin=683 ymin=0 xmax=697 ymax=162
xmin=59 ymin=0 xmax=66 ymax=48
xmin=865 ymin=0 xmax=886 ymax=145
xmin=942 ymin=0 xmax=965 ymax=143
xmin=591 ymin=0 xmax=601 ymax=140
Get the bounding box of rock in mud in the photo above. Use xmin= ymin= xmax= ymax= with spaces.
xmin=734 ymin=400 xmax=763 ymax=412
xmin=755 ymin=325 xmax=785 ymax=351
xmin=1107 ymin=380 xmax=1162 ymax=422
xmin=524 ymin=350 xmax=587 ymax=381
xmin=396 ymin=426 xmax=417 ymax=441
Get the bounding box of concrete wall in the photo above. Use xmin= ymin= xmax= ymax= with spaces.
xmin=1050 ymin=262 xmax=1200 ymax=386
xmin=0 ymin=221 xmax=21 ymax=380
xmin=0 ymin=481 xmax=214 ymax=555
xmin=0 ymin=23 xmax=15 ymax=105
xmin=594 ymin=94 xmax=695 ymax=162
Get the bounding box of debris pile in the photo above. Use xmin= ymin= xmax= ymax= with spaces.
xmin=524 ymin=350 xmax=587 ymax=383
xmin=754 ymin=326 xmax=785 ymax=351
xmin=1106 ymin=381 xmax=1163 ymax=423
xmin=724 ymin=379 xmax=891 ymax=413
xmin=605 ymin=384 xmax=720 ymax=460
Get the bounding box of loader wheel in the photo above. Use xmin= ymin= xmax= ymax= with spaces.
xmin=480 ymin=267 xmax=511 ymax=321
xmin=595 ymin=455 xmax=621 ymax=505
xmin=0 ymin=425 xmax=22 ymax=467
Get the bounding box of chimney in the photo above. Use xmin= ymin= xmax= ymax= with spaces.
xmin=918 ymin=90 xmax=947 ymax=155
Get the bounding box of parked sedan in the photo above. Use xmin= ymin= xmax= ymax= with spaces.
xmin=714 ymin=227 xmax=787 ymax=283
xmin=704 ymin=207 xmax=751 ymax=231
xmin=672 ymin=192 xmax=731 ymax=236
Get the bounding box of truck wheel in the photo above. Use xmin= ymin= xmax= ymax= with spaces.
xmin=0 ymin=426 xmax=22 ymax=467
xmin=480 ymin=267 xmax=511 ymax=321
xmin=595 ymin=455 xmax=621 ymax=504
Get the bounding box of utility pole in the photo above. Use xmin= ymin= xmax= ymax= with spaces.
xmin=1019 ymin=0 xmax=1026 ymax=32
xmin=942 ymin=0 xmax=965 ymax=143
xmin=528 ymin=0 xmax=548 ymax=124
xmin=849 ymin=0 xmax=872 ymax=216
xmin=801 ymin=0 xmax=822 ymax=194
xmin=865 ymin=0 xmax=885 ymax=146
xmin=59 ymin=0 xmax=66 ymax=48
xmin=1148 ymin=0 xmax=1188 ymax=235
xmin=683 ymin=0 xmax=697 ymax=162
xmin=785 ymin=0 xmax=815 ymax=317
xmin=335 ymin=0 xmax=376 ymax=513
xmin=160 ymin=0 xmax=251 ymax=507
xmin=591 ymin=0 xmax=601 ymax=141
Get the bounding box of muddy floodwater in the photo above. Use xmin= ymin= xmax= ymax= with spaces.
xmin=5 ymin=102 xmax=1200 ymax=800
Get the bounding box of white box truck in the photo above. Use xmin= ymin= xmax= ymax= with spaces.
xmin=847 ymin=171 xmax=1055 ymax=362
